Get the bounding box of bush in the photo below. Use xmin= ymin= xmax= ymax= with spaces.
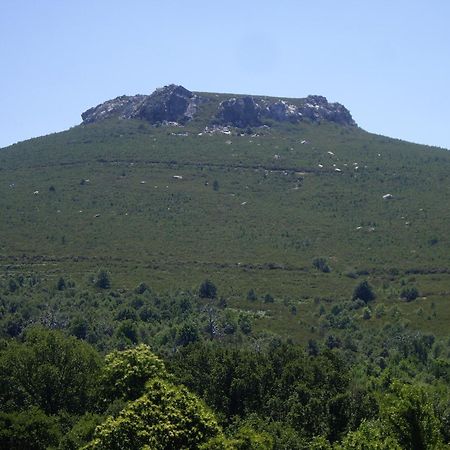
xmin=94 ymin=270 xmax=111 ymax=290
xmin=135 ymin=282 xmax=149 ymax=295
xmin=313 ymin=258 xmax=331 ymax=273
xmin=247 ymin=289 xmax=257 ymax=301
xmin=199 ymin=280 xmax=217 ymax=299
xmin=400 ymin=287 xmax=419 ymax=302
xmin=352 ymin=281 xmax=375 ymax=303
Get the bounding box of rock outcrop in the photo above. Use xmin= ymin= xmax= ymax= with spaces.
xmin=81 ymin=85 xmax=200 ymax=125
xmin=215 ymin=97 xmax=264 ymax=128
xmin=215 ymin=95 xmax=356 ymax=127
xmin=81 ymin=84 xmax=356 ymax=128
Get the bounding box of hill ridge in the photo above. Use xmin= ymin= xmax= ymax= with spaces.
xmin=81 ymin=84 xmax=357 ymax=128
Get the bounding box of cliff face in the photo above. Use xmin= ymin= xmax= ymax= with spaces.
xmin=81 ymin=84 xmax=356 ymax=128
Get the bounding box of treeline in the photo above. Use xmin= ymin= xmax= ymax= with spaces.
xmin=0 ymin=328 xmax=449 ymax=449
xmin=0 ymin=273 xmax=449 ymax=448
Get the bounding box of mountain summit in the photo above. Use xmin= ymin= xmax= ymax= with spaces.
xmin=81 ymin=84 xmax=357 ymax=128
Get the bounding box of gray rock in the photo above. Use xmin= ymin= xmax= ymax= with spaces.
xmin=297 ymin=95 xmax=356 ymax=126
xmin=81 ymin=85 xmax=356 ymax=128
xmin=215 ymin=96 xmax=264 ymax=128
xmin=81 ymin=85 xmax=200 ymax=125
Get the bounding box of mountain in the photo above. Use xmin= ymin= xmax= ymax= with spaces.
xmin=1 ymin=84 xmax=449 ymax=342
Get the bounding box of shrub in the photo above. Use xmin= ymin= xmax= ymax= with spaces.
xmin=94 ymin=270 xmax=111 ymax=289
xmin=400 ymin=287 xmax=419 ymax=302
xmin=135 ymin=282 xmax=149 ymax=295
xmin=199 ymin=280 xmax=217 ymax=299
xmin=247 ymin=289 xmax=257 ymax=301
xmin=353 ymin=281 xmax=375 ymax=303
xmin=313 ymin=257 xmax=331 ymax=273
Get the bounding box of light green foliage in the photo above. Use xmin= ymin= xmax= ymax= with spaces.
xmin=100 ymin=344 xmax=167 ymax=401
xmin=334 ymin=420 xmax=401 ymax=449
xmin=85 ymin=378 xmax=221 ymax=450
xmin=202 ymin=425 xmax=273 ymax=449
xmin=309 ymin=435 xmax=333 ymax=449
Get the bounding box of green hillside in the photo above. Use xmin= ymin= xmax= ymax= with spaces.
xmin=1 ymin=93 xmax=450 ymax=341
xmin=1 ymin=89 xmax=450 ymax=449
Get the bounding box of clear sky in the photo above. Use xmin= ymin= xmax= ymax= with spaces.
xmin=1 ymin=0 xmax=449 ymax=149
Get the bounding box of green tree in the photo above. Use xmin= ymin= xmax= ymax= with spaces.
xmin=0 ymin=328 xmax=101 ymax=415
xmin=335 ymin=420 xmax=401 ymax=449
xmin=0 ymin=407 xmax=61 ymax=450
xmin=100 ymin=344 xmax=167 ymax=401
xmin=381 ymin=383 xmax=444 ymax=450
xmin=94 ymin=270 xmax=111 ymax=289
xmin=199 ymin=279 xmax=217 ymax=299
xmin=85 ymin=379 xmax=221 ymax=450
xmin=352 ymin=281 xmax=375 ymax=303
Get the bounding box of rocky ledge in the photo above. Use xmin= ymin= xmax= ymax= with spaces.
xmin=81 ymin=85 xmax=356 ymax=128
xmin=81 ymin=85 xmax=200 ymax=125
xmin=215 ymin=95 xmax=356 ymax=127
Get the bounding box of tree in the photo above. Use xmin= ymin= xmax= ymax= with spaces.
xmin=0 ymin=328 xmax=101 ymax=415
xmin=94 ymin=270 xmax=111 ymax=289
xmin=352 ymin=281 xmax=375 ymax=303
xmin=381 ymin=383 xmax=444 ymax=450
xmin=335 ymin=420 xmax=401 ymax=449
xmin=100 ymin=344 xmax=167 ymax=402
xmin=0 ymin=407 xmax=61 ymax=450
xmin=86 ymin=379 xmax=221 ymax=450
xmin=199 ymin=279 xmax=217 ymax=299
xmin=56 ymin=276 xmax=66 ymax=291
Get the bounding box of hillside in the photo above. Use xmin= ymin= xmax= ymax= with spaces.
xmin=1 ymin=85 xmax=450 ymax=449
xmin=1 ymin=85 xmax=450 ymax=342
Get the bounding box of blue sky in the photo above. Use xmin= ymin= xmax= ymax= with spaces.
xmin=1 ymin=0 xmax=449 ymax=149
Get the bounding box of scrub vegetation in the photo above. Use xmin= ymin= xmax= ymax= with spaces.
xmin=0 ymin=95 xmax=449 ymax=448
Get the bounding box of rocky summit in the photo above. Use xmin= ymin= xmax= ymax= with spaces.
xmin=81 ymin=84 xmax=356 ymax=128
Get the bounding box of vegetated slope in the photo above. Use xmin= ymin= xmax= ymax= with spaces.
xmin=1 ymin=88 xmax=449 ymax=341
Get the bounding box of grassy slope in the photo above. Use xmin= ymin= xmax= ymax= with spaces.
xmin=1 ymin=98 xmax=449 ymax=341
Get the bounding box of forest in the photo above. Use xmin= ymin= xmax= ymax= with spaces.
xmin=0 ymin=272 xmax=449 ymax=449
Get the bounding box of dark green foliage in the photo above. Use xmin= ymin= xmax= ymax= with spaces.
xmin=381 ymin=383 xmax=444 ymax=450
xmin=176 ymin=322 xmax=200 ymax=346
xmin=0 ymin=407 xmax=61 ymax=450
xmin=313 ymin=257 xmax=331 ymax=273
xmin=94 ymin=270 xmax=111 ymax=289
xmin=59 ymin=413 xmax=103 ymax=450
xmin=352 ymin=281 xmax=375 ymax=303
xmin=0 ymin=328 xmax=102 ymax=415
xmin=135 ymin=281 xmax=149 ymax=294
xmin=199 ymin=279 xmax=217 ymax=299
xmin=401 ymin=287 xmax=419 ymax=301
xmin=56 ymin=276 xmax=66 ymax=291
